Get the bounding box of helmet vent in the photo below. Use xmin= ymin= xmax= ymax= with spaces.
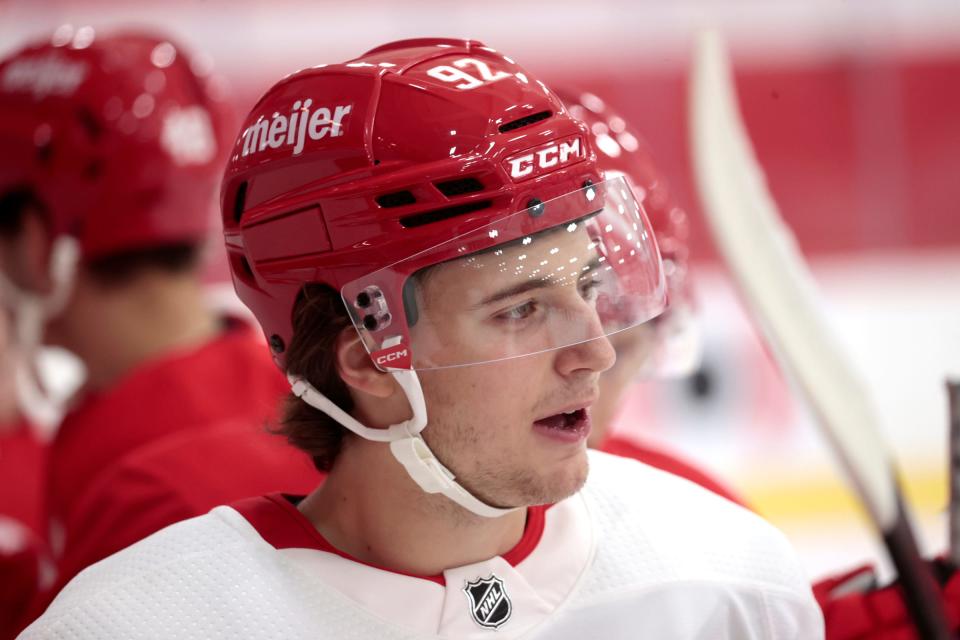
xmin=233 ymin=181 xmax=248 ymax=223
xmin=238 ymin=255 xmax=254 ymax=279
xmin=229 ymin=253 xmax=255 ymax=285
xmin=498 ymin=110 xmax=551 ymax=133
xmin=434 ymin=177 xmax=483 ymax=198
xmin=76 ymin=107 xmax=103 ymax=140
xmin=400 ymin=200 xmax=491 ymax=228
xmin=376 ymin=190 xmax=417 ymax=209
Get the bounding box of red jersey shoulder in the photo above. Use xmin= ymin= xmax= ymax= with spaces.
xmin=0 ymin=419 xmax=46 ymax=535
xmin=52 ymin=421 xmax=318 ymax=568
xmin=37 ymin=321 xmax=318 ymax=610
xmin=0 ymin=421 xmax=49 ymax=637
xmin=48 ymin=320 xmax=287 ymax=521
xmin=0 ymin=516 xmax=47 ymax=640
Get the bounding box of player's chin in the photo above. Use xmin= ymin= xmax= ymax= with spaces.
xmin=537 ymin=450 xmax=590 ymax=504
xmin=475 ymin=450 xmax=589 ymax=508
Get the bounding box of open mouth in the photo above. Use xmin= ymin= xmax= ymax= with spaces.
xmin=533 ymin=407 xmax=591 ymax=442
xmin=534 ymin=408 xmax=586 ymax=429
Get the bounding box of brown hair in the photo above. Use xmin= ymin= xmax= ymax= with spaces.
xmin=277 ymin=283 xmax=354 ymax=471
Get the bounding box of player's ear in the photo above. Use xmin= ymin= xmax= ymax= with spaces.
xmin=335 ymin=327 xmax=397 ymax=399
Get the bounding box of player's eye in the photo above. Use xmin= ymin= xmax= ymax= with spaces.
xmin=494 ymin=299 xmax=539 ymax=323
xmin=578 ymin=274 xmax=602 ymax=302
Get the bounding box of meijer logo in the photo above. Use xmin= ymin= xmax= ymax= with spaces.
xmin=504 ymin=136 xmax=584 ymax=181
xmin=241 ymin=99 xmax=351 ymax=158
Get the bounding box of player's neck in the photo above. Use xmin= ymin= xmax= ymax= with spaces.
xmin=298 ymin=436 xmax=528 ymax=577
xmin=50 ymin=269 xmax=220 ymax=391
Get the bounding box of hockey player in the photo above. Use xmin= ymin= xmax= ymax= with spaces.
xmin=19 ymin=38 xmax=823 ymax=639
xmin=0 ymin=28 xmax=319 ymax=617
xmin=565 ymin=90 xmax=960 ymax=638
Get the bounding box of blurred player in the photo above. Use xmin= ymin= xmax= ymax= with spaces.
xmin=563 ymin=89 xmax=960 ymax=639
xmin=0 ymin=27 xmax=319 ymax=621
xmin=555 ymin=87 xmax=746 ymax=506
xmin=20 ymin=38 xmax=822 ymax=639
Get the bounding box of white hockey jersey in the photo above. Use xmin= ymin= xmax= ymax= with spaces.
xmin=20 ymin=451 xmax=824 ymax=639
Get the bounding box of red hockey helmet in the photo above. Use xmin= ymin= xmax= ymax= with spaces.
xmin=0 ymin=27 xmax=233 ymax=259
xmin=554 ymin=88 xmax=700 ymax=376
xmin=222 ymin=39 xmax=666 ymax=372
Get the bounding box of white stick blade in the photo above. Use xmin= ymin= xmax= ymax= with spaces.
xmin=689 ymin=29 xmax=898 ymax=528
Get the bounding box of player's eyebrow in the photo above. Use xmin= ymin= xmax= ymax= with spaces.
xmin=473 ymin=255 xmax=602 ymax=309
xmin=474 ymin=278 xmax=554 ymax=309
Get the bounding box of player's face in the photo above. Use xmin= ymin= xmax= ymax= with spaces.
xmin=411 ymin=224 xmax=617 ymax=508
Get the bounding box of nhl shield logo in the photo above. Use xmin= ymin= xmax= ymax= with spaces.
xmin=463 ymin=574 xmax=512 ymax=629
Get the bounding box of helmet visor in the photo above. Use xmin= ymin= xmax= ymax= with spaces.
xmin=342 ymin=176 xmax=667 ymax=371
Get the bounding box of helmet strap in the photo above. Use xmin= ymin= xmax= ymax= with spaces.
xmin=288 ymin=357 xmax=517 ymax=519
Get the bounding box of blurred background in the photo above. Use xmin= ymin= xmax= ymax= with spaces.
xmin=2 ymin=0 xmax=959 ymax=582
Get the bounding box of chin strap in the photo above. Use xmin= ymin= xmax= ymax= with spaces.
xmin=287 ymin=338 xmax=517 ymax=519
xmin=387 ymin=435 xmax=516 ymax=519
xmin=0 ymin=236 xmax=81 ymax=427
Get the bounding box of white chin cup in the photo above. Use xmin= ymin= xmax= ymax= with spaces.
xmin=388 ymin=435 xmax=517 ymax=518
xmin=288 ymin=365 xmax=517 ymax=519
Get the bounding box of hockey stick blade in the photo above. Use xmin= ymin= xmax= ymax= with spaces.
xmin=689 ymin=30 xmax=950 ymax=638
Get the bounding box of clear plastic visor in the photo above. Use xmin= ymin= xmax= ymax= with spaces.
xmin=342 ymin=176 xmax=667 ymax=371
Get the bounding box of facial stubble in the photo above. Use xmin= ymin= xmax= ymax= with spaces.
xmin=417 ymin=368 xmax=591 ymax=515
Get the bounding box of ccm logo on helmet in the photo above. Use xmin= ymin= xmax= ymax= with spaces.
xmin=504 ymin=136 xmax=584 ymax=182
xmin=241 ymin=99 xmax=352 ymax=158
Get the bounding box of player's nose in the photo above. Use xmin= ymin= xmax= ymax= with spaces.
xmin=553 ymin=312 xmax=617 ymax=377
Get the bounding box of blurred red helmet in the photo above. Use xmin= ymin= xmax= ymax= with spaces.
xmin=222 ymin=39 xmax=665 ymax=370
xmin=552 ymin=88 xmax=690 ymax=306
xmin=554 ymin=88 xmax=700 ymax=376
xmin=0 ymin=27 xmax=234 ymax=258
